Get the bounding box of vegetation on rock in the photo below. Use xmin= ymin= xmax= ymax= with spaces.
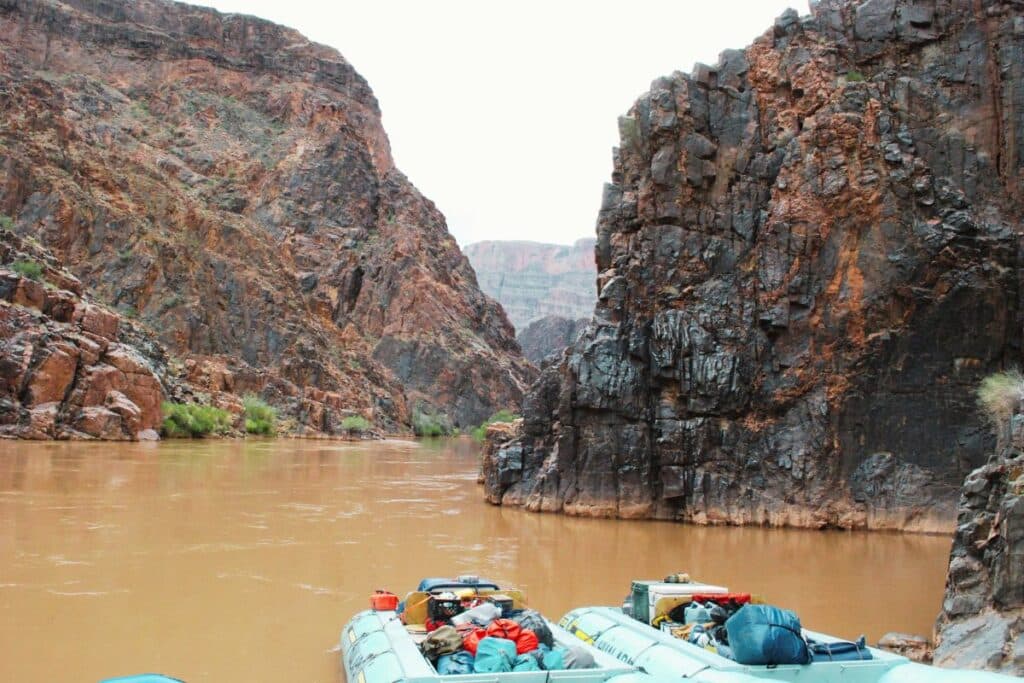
xmin=976 ymin=371 xmax=1024 ymax=428
xmin=12 ymin=259 xmax=43 ymax=281
xmin=242 ymin=395 xmax=277 ymax=436
xmin=412 ymin=408 xmax=454 ymax=437
xmin=340 ymin=415 xmax=372 ymax=435
xmin=472 ymin=410 xmax=520 ymax=442
xmin=162 ymin=402 xmax=232 ymax=438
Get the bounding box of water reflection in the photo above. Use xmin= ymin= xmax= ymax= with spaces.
xmin=0 ymin=438 xmax=951 ymax=683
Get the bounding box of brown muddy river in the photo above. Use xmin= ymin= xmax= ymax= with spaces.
xmin=0 ymin=438 xmax=952 ymax=682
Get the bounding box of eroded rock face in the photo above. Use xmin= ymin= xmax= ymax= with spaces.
xmin=0 ymin=233 xmax=416 ymax=439
xmin=934 ymin=416 xmax=1024 ymax=675
xmin=0 ymin=0 xmax=530 ymax=432
xmin=1 ymin=237 xmax=167 ymax=440
xmin=516 ymin=315 xmax=587 ymax=364
xmin=484 ymin=0 xmax=1024 ymax=531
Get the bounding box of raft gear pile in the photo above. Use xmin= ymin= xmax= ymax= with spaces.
xmin=624 ymin=574 xmax=872 ymax=665
xmin=343 ymin=576 xmax=612 ymax=683
xmin=418 ymin=595 xmax=591 ymax=673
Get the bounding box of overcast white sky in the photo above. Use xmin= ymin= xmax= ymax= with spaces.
xmin=200 ymin=0 xmax=809 ymax=246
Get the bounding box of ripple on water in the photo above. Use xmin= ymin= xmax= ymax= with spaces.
xmin=48 ymin=555 xmax=92 ymax=567
xmin=216 ymin=571 xmax=272 ymax=583
xmin=46 ymin=588 xmax=130 ymax=597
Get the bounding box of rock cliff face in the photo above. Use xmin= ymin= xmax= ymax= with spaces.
xmin=0 ymin=0 xmax=531 ymax=434
xmin=1 ymin=233 xmax=169 ymax=440
xmin=516 ymin=315 xmax=587 ymax=364
xmin=934 ymin=416 xmax=1023 ymax=674
xmin=484 ymin=0 xmax=1024 ymax=532
xmin=464 ymin=239 xmax=596 ymax=332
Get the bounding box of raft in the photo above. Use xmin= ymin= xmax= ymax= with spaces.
xmin=340 ymin=577 xmax=636 ymax=683
xmin=559 ymin=575 xmax=1017 ymax=683
xmin=341 ymin=575 xmax=1019 ymax=683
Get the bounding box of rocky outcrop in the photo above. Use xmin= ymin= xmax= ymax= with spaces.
xmin=934 ymin=416 xmax=1024 ymax=675
xmin=484 ymin=1 xmax=1024 ymax=531
xmin=516 ymin=315 xmax=587 ymax=364
xmin=0 ymin=232 xmax=391 ymax=438
xmin=464 ymin=239 xmax=596 ymax=332
xmin=0 ymin=0 xmax=530 ymax=434
xmin=1 ymin=232 xmax=167 ymax=439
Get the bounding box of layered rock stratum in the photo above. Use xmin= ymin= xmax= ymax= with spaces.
xmin=484 ymin=0 xmax=1024 ymax=533
xmin=464 ymin=239 xmax=596 ymax=332
xmin=0 ymin=0 xmax=531 ymax=437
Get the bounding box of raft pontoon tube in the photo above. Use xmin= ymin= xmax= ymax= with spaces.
xmin=560 ymin=606 xmax=1017 ymax=683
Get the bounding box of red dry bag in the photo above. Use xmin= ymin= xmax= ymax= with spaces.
xmin=515 ymin=628 xmax=539 ymax=654
xmin=462 ymin=627 xmax=487 ymax=655
xmin=486 ymin=618 xmax=522 ymax=641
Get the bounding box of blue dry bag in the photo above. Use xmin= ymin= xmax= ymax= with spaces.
xmin=436 ymin=650 xmax=475 ymax=675
xmin=473 ymin=637 xmax=517 ymax=673
xmin=725 ymin=605 xmax=812 ymax=665
xmin=513 ymin=654 xmax=541 ymax=671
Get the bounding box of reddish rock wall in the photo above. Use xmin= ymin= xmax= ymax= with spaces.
xmin=0 ymin=0 xmax=531 ymax=435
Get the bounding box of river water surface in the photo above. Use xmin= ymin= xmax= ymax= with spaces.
xmin=0 ymin=438 xmax=952 ymax=682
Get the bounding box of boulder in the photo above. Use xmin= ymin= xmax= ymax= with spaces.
xmin=73 ymin=405 xmax=125 ymax=440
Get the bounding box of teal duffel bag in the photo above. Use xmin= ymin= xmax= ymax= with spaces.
xmin=474 ymin=637 xmax=517 ymax=673
xmin=725 ymin=605 xmax=812 ymax=665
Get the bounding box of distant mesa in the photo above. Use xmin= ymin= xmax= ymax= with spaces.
xmin=463 ymin=238 xmax=597 ymax=334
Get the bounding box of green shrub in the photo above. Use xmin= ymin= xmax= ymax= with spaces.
xmin=412 ymin=409 xmax=453 ymax=437
xmin=243 ymin=394 xmax=277 ymax=436
xmin=161 ymin=402 xmax=232 ymax=438
xmin=12 ymin=259 xmax=43 ymax=281
xmin=0 ymin=214 xmax=12 ymax=232
xmin=846 ymin=70 xmax=865 ymax=83
xmin=341 ymin=415 xmax=372 ymax=435
xmin=471 ymin=409 xmax=521 ymax=442
xmin=977 ymin=370 xmax=1024 ymax=427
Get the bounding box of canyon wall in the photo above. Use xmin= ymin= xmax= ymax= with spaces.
xmin=0 ymin=0 xmax=531 ymax=436
xmin=484 ymin=0 xmax=1024 ymax=532
xmin=464 ymin=239 xmax=596 ymax=332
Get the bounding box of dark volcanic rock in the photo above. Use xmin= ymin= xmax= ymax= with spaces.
xmin=0 ymin=0 xmax=531 ymax=434
xmin=484 ymin=0 xmax=1024 ymax=531
xmin=516 ymin=315 xmax=587 ymax=364
xmin=934 ymin=416 xmax=1024 ymax=675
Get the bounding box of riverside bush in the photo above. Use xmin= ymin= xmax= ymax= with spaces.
xmin=412 ymin=409 xmax=453 ymax=437
xmin=341 ymin=415 xmax=371 ymax=435
xmin=243 ymin=395 xmax=277 ymax=436
xmin=162 ymin=402 xmax=232 ymax=438
xmin=471 ymin=409 xmax=520 ymax=442
xmin=977 ymin=370 xmax=1024 ymax=427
